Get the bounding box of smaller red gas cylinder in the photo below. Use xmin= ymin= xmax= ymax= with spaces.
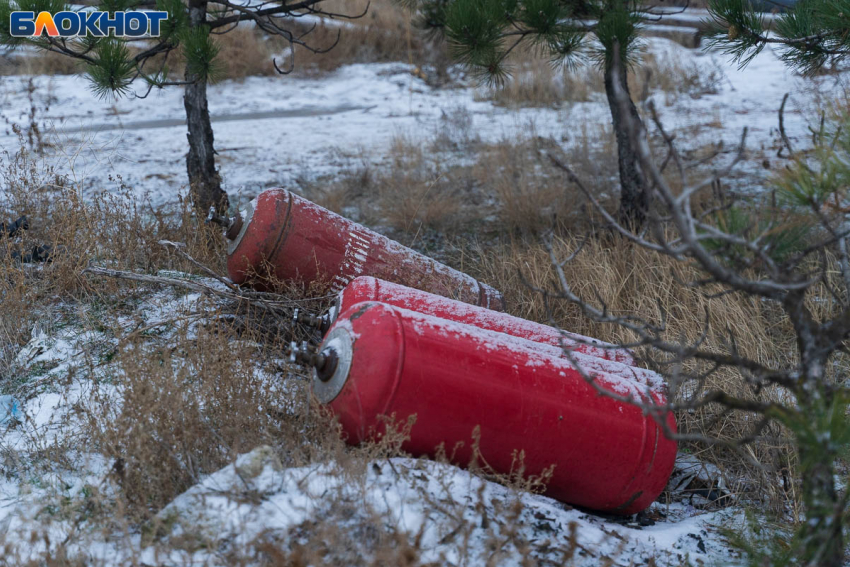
xmin=309 ymin=301 xmax=677 ymax=515
xmin=323 ymin=276 xmax=636 ymax=366
xmin=212 ymin=189 xmax=505 ymax=310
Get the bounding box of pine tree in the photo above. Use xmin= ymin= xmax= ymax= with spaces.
xmin=706 ymin=3 xmax=850 ymax=566
xmin=0 ymin=0 xmax=367 ymax=214
xmin=706 ymin=0 xmax=850 ymax=74
xmin=401 ymin=0 xmax=655 ymax=226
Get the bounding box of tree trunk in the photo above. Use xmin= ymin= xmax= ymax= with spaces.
xmin=184 ymin=0 xmax=228 ymax=215
xmin=798 ymin=445 xmax=843 ymax=566
xmin=796 ymin=385 xmax=845 ymax=567
xmin=603 ymin=54 xmax=649 ymax=228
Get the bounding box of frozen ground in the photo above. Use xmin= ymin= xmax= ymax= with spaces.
xmin=0 ymin=300 xmax=745 ymax=565
xmin=0 ymin=269 xmax=746 ymax=565
xmin=0 ymin=35 xmax=835 ymax=565
xmin=0 ymin=37 xmax=845 ymax=208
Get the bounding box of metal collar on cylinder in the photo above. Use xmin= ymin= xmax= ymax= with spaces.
xmin=225 ymin=199 xmax=255 ymax=255
xmin=311 ymin=326 xmax=353 ymax=404
xmin=326 ymin=295 xmax=342 ymax=329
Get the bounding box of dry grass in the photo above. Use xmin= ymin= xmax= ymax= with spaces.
xmin=464 ymin=232 xmax=801 ymax=512
xmin=211 ymin=0 xmax=449 ymax=80
xmin=487 ymin=57 xmax=602 ymax=107
xmin=486 ymin=44 xmax=724 ymax=108
xmin=0 ymin=1 xmax=446 ymax=82
xmin=376 ymin=135 xmax=466 ymax=233
xmin=154 ymin=26 xmax=283 ymax=80
xmin=213 ymin=27 xmax=280 ymax=79
xmin=1 ymin=138 xmax=628 ymax=565
xmin=308 ymin=135 xmax=471 ymax=239
xmin=304 ymin=123 xmax=806 ymax=514
xmin=474 ymin=131 xmax=617 ymax=233
xmin=307 ymin=125 xmax=618 ymax=242
xmin=283 ymin=0 xmax=449 ymax=77
xmin=0 ymin=51 xmax=80 ymax=76
xmin=83 ymin=328 xmax=330 ymax=520
xmin=0 ymin=140 xmax=341 ymax=555
xmin=634 ymin=49 xmax=725 ymax=104
xmin=0 ymin=98 xmax=814 ymax=563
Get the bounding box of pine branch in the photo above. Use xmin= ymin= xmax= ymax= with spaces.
xmin=208 ymin=0 xmax=363 ymax=31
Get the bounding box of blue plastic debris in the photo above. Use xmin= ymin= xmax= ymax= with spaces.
xmin=0 ymin=395 xmax=23 ymax=426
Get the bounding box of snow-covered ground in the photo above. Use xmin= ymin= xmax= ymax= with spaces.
xmin=0 ymin=268 xmax=744 ymax=565
xmin=0 ymin=440 xmax=742 ymax=564
xmin=0 ymin=37 xmax=844 ymax=208
xmin=0 ymin=35 xmax=840 ymax=565
xmin=0 ymin=325 xmax=743 ymax=566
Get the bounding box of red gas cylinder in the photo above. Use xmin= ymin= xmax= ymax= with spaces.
xmin=216 ymin=189 xmax=505 ymax=310
xmin=310 ymin=301 xmax=677 ymax=515
xmin=326 ymin=276 xmax=636 ymax=366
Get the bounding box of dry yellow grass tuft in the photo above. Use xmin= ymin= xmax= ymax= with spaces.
xmin=486 ymin=55 xmax=602 ymax=107
xmin=84 ymin=324 xmax=337 ymax=520
xmin=485 ymin=44 xmax=724 ymax=108
xmin=258 ymin=0 xmax=449 ymax=77
xmin=0 ymin=141 xmax=339 ymax=531
xmin=212 ymin=27 xmax=280 ymax=79
xmin=463 ymin=232 xmax=801 ymax=511
xmin=306 ymin=127 xmax=619 ymax=242
xmin=0 ymin=50 xmax=80 ymax=76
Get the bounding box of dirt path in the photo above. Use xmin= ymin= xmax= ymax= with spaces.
xmin=61 ymin=104 xmax=373 ymax=133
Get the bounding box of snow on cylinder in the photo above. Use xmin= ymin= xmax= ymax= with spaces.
xmin=331 ymin=276 xmax=637 ymax=367
xmin=217 ymin=188 xmax=505 ymax=310
xmin=310 ymin=301 xmax=677 ymax=515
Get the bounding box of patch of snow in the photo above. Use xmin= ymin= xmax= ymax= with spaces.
xmin=1 ymin=38 xmax=841 ymax=207
xmin=132 ymin=447 xmax=743 ymax=566
xmin=0 ymin=287 xmax=747 ymax=565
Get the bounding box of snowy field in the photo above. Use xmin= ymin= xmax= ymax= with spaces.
xmin=0 ymin=287 xmax=744 ymax=565
xmin=0 ymin=34 xmax=845 ymax=566
xmin=0 ymin=37 xmax=844 ymax=208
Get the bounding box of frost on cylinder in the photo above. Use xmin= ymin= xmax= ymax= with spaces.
xmin=311 ymin=301 xmax=677 ymax=515
xmin=222 ymin=188 xmax=505 ymax=310
xmin=331 ymin=276 xmax=636 ymax=366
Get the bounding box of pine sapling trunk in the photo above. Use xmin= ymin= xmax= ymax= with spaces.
xmin=184 ymin=0 xmax=228 ymax=214
xmin=603 ymin=55 xmax=649 ymax=228
xmin=796 ymin=372 xmax=844 ymax=567
xmin=799 ymin=444 xmax=843 ymax=567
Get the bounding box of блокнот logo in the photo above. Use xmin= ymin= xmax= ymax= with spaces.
xmin=9 ymin=11 xmax=168 ymax=37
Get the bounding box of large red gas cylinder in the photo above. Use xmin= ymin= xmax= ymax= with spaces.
xmin=312 ymin=302 xmax=677 ymax=515
xmin=221 ymin=189 xmax=505 ymax=310
xmin=328 ymin=276 xmax=636 ymax=366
